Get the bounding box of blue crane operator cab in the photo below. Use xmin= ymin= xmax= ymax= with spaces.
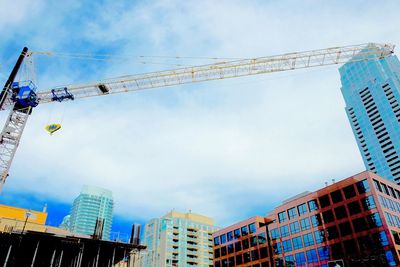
xmin=11 ymin=81 xmax=39 ymax=113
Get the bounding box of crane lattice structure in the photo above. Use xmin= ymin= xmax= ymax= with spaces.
xmin=0 ymin=43 xmax=395 ymax=191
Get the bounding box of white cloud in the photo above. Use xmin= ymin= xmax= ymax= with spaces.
xmin=1 ymin=0 xmax=400 ymax=227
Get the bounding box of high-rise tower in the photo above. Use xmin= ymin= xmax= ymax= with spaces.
xmin=69 ymin=185 xmax=114 ymax=240
xmin=340 ymin=44 xmax=400 ymax=183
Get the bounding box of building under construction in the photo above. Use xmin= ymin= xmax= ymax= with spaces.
xmin=0 ymin=204 xmax=145 ymax=266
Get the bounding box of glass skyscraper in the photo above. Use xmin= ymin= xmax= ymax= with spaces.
xmin=68 ymin=185 xmax=114 ymax=240
xmin=340 ymin=44 xmax=400 ymax=183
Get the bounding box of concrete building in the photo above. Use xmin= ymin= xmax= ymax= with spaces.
xmin=68 ymin=185 xmax=114 ymax=240
xmin=141 ymin=210 xmax=218 ymax=267
xmin=213 ymin=171 xmax=400 ymax=266
xmin=340 ymin=45 xmax=400 ymax=183
xmin=0 ymin=203 xmax=70 ymax=234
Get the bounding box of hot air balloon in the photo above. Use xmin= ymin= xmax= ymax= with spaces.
xmin=45 ymin=124 xmax=61 ymax=135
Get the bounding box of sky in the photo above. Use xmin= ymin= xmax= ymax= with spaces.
xmin=0 ymin=0 xmax=400 ymax=237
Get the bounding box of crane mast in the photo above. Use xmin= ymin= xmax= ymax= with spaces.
xmin=0 ymin=43 xmax=395 ymax=191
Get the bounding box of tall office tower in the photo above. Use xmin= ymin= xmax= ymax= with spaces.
xmin=340 ymin=44 xmax=400 ymax=183
xmin=69 ymin=185 xmax=114 ymax=240
xmin=141 ymin=210 xmax=219 ymax=267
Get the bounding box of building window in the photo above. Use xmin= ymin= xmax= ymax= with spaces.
xmin=347 ymin=200 xmax=362 ymax=215
xmin=285 ymin=255 xmax=295 ymax=267
xmin=322 ymin=210 xmax=335 ymax=223
xmin=220 ymin=234 xmax=227 ymax=244
xmin=273 ymin=242 xmax=282 ymax=254
xmin=311 ymin=214 xmax=322 ymax=227
xmin=303 ymin=233 xmax=314 ymax=247
xmin=282 ymin=239 xmax=292 ymax=253
xmin=373 ymin=179 xmax=382 ymax=192
xmin=250 ymin=236 xmax=258 ymax=247
xmin=379 ymin=195 xmax=388 ymax=208
xmin=352 ymin=217 xmax=368 ymax=233
xmin=288 ymin=207 xmax=297 ymax=220
xmin=388 ymin=186 xmax=397 ymax=199
xmin=319 ymin=195 xmax=331 ymax=208
xmin=386 ymin=250 xmax=397 ymax=266
xmin=343 ymin=184 xmax=357 ymax=199
xmin=270 ymin=228 xmax=280 ymax=240
xmin=367 ymin=213 xmax=383 ymax=228
xmin=308 ymin=200 xmax=319 ymax=211
xmin=234 ymin=228 xmax=241 ymax=239
xmin=298 ymin=203 xmax=308 ymax=216
xmin=387 ymin=198 xmax=396 ymax=211
xmin=314 ymin=230 xmax=325 ymax=244
xmin=362 ymin=195 xmax=376 ymax=210
xmin=243 ymin=252 xmax=251 ymax=263
xmin=258 ymin=232 xmax=266 ymax=244
xmin=344 ymin=239 xmax=357 ymax=255
xmin=215 ymin=260 xmax=221 ymax=267
xmin=259 ymin=247 xmax=268 ymax=259
xmin=278 ymin=212 xmax=287 ymax=223
xmin=331 ymin=190 xmax=343 ymax=203
xmin=327 ymin=226 xmax=339 ymax=240
xmin=280 ymin=225 xmax=290 ymax=237
xmin=241 ymin=225 xmax=249 ymax=236
xmin=221 ymin=246 xmax=227 ymax=256
xmin=358 ymin=235 xmax=373 ymax=250
xmin=242 ymin=238 xmax=249 ymax=249
xmin=290 ymin=221 xmax=300 ymax=234
xmin=221 ymin=259 xmax=228 ymax=267
xmin=227 ymin=244 xmax=234 ymax=254
xmin=385 ymin=212 xmax=395 ymax=227
xmin=334 ymin=205 xmax=348 ymax=220
xmin=292 ymin=236 xmax=303 ymax=250
xmin=295 ymin=252 xmax=306 ymax=265
xmin=306 ymin=249 xmax=318 ymax=263
xmin=234 ymin=241 xmax=242 ymax=252
xmin=356 ymin=179 xmax=370 ymax=194
xmin=377 ymin=230 xmax=389 ymax=246
xmin=227 ymin=231 xmax=234 ymax=242
xmin=339 ymin=222 xmax=352 ymax=237
xmin=382 ymin=183 xmax=391 ymax=196
xmin=330 ymin=243 xmax=343 ymax=257
xmin=214 ymin=237 xmax=220 ymax=246
xmin=300 ymin=218 xmax=311 ymax=231
xmin=214 ymin=248 xmax=220 ymax=258
xmin=251 ymin=250 xmax=259 ymax=261
xmin=235 ymin=254 xmax=242 ymax=265
xmin=318 ymin=246 xmax=329 ymax=260
xmin=249 ymin=223 xmax=257 ymax=234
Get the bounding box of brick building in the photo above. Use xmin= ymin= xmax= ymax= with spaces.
xmin=213 ymin=216 xmax=271 ymax=267
xmin=213 ymin=171 xmax=400 ymax=266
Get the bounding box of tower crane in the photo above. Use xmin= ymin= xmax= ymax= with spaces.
xmin=0 ymin=43 xmax=395 ymax=192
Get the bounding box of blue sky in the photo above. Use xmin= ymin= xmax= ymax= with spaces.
xmin=0 ymin=0 xmax=400 ymax=237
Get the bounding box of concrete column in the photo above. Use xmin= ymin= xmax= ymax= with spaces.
xmin=3 ymin=244 xmax=12 ymax=267
xmin=30 ymin=241 xmax=40 ymax=267
xmin=50 ymin=249 xmax=56 ymax=267
xmin=57 ymin=250 xmax=63 ymax=267
xmin=111 ymin=247 xmax=115 ymax=267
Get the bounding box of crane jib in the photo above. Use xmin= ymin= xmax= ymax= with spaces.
xmin=0 ymin=43 xmax=395 ymax=193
